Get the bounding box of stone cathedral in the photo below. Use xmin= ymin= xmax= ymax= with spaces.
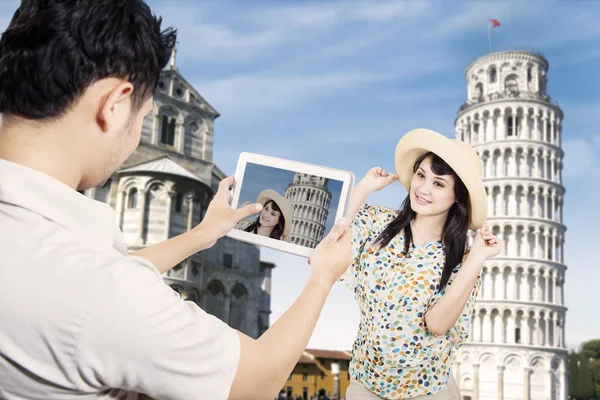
xmin=80 ymin=48 xmax=275 ymax=340
xmin=454 ymin=50 xmax=568 ymax=400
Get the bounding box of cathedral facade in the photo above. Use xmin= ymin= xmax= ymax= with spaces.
xmin=454 ymin=50 xmax=568 ymax=400
xmin=81 ymin=50 xmax=274 ymax=339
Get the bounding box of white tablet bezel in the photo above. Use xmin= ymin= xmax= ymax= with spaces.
xmin=226 ymin=152 xmax=355 ymax=258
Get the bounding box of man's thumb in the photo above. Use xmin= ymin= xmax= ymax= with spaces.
xmin=237 ymin=202 xmax=262 ymax=219
xmin=325 ymin=218 xmax=348 ymax=242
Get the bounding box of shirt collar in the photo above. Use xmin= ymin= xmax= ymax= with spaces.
xmin=0 ymin=158 xmax=122 ymax=250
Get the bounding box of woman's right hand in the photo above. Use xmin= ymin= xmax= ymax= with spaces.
xmin=360 ymin=167 xmax=398 ymax=193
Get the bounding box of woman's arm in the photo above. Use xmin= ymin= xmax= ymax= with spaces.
xmin=425 ymin=224 xmax=502 ymax=336
xmin=424 ymin=252 xmax=485 ymax=336
xmin=346 ymin=167 xmax=398 ymax=222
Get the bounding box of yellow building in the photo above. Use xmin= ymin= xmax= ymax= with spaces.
xmin=281 ymin=349 xmax=352 ymax=400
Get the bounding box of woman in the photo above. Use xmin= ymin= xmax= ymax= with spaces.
xmin=339 ymin=128 xmax=502 ymax=399
xmin=235 ymin=189 xmax=293 ymax=241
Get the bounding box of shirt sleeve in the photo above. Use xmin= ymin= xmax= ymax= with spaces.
xmin=337 ymin=203 xmax=397 ymax=293
xmin=426 ymin=246 xmax=482 ymax=351
xmin=74 ymin=255 xmax=240 ymax=400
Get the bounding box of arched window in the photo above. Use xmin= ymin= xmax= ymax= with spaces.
xmin=489 ymin=66 xmax=497 ymax=83
xmin=504 ymin=74 xmax=519 ymax=92
xmin=174 ymin=192 xmax=183 ymax=213
xmin=160 ymin=115 xmax=176 ymax=146
xmin=475 ymin=82 xmax=483 ymax=99
xmin=128 ymin=188 xmax=138 ymax=208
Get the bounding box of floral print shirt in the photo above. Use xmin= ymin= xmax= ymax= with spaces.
xmin=338 ymin=204 xmax=481 ymax=399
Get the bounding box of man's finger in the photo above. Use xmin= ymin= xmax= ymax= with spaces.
xmin=218 ymin=176 xmax=235 ymax=196
xmin=324 ymin=218 xmax=348 ymax=242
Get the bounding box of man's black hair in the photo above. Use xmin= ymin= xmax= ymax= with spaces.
xmin=0 ymin=0 xmax=177 ymax=120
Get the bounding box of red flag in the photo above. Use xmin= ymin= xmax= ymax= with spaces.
xmin=490 ymin=19 xmax=501 ymax=27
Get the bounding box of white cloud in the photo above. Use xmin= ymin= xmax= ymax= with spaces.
xmin=194 ymin=70 xmax=386 ymax=116
xmin=244 ymin=0 xmax=430 ymax=30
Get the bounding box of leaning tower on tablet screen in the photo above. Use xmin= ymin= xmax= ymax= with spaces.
xmin=284 ymin=173 xmax=332 ymax=249
xmin=454 ymin=50 xmax=567 ymax=400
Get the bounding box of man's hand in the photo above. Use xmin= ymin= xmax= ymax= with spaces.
xmin=195 ymin=176 xmax=262 ymax=247
xmin=307 ymin=218 xmax=353 ymax=287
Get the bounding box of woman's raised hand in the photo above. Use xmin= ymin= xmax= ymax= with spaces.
xmin=361 ymin=166 xmax=398 ymax=193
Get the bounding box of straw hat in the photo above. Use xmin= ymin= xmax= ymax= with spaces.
xmin=394 ymin=128 xmax=487 ymax=230
xmin=256 ymin=189 xmax=293 ymax=237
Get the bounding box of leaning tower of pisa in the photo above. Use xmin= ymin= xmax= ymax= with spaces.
xmin=453 ymin=50 xmax=568 ymax=400
xmin=284 ymin=173 xmax=332 ymax=249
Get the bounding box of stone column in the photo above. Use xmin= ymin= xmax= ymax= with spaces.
xmin=178 ymin=122 xmax=185 ymax=152
xmin=473 ymin=311 xmax=482 ymax=342
xmin=507 ymin=313 xmax=515 ymax=344
xmin=551 ymin=271 xmax=556 ymax=304
xmin=165 ymin=191 xmax=174 ymax=240
xmin=483 ymin=312 xmax=492 ymax=342
xmin=137 ymin=188 xmax=147 ymax=245
xmin=223 ymin=294 xmax=231 ymax=324
xmin=531 ymin=315 xmax=539 ymax=346
xmin=507 ymin=270 xmax=516 ymax=299
xmin=498 ymin=366 xmax=505 ymax=400
xmin=331 ymin=362 xmax=340 ymax=400
xmin=473 ymin=364 xmax=480 ymax=399
xmin=512 ymin=111 xmax=517 ymax=136
xmin=186 ymin=194 xmax=195 ymax=231
xmin=523 ymin=313 xmax=531 ymax=345
xmin=524 ymin=367 xmax=532 ymax=400
xmin=454 ymin=362 xmax=462 ymax=389
xmin=116 ymin=189 xmax=125 ymax=229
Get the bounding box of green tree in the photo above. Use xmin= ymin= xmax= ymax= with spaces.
xmin=581 ymin=340 xmax=600 ymax=399
xmin=582 ymin=340 xmax=600 ymax=361
xmin=570 ymin=351 xmax=580 ymax=399
xmin=576 ymin=356 xmax=597 ymax=399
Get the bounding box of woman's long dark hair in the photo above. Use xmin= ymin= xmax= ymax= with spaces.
xmin=373 ymin=152 xmax=470 ymax=291
xmin=245 ymin=200 xmax=286 ymax=240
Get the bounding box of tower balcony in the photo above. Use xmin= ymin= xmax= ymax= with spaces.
xmin=457 ymin=89 xmax=561 ymax=116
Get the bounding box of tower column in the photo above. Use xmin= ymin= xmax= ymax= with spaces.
xmin=524 ymin=367 xmax=532 ymax=400
xmin=473 ymin=364 xmax=480 ymax=399
xmin=498 ymin=366 xmax=505 ymax=400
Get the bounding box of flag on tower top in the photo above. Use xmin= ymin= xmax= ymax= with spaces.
xmin=490 ymin=19 xmax=501 ymax=27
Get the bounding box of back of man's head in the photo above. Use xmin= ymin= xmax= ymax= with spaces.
xmin=0 ymin=0 xmax=177 ymax=121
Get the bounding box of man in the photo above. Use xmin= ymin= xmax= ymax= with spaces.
xmin=0 ymin=1 xmax=353 ymax=399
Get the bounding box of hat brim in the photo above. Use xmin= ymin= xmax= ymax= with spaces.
xmin=256 ymin=189 xmax=293 ymax=237
xmin=394 ymin=129 xmax=487 ymax=230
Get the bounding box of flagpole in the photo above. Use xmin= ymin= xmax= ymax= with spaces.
xmin=487 ymin=18 xmax=492 ymax=53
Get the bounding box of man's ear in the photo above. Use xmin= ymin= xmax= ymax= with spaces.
xmin=96 ymin=80 xmax=134 ymax=133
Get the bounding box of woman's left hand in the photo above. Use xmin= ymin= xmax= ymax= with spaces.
xmin=470 ymin=223 xmax=503 ymax=261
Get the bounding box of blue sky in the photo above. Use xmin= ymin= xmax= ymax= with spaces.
xmin=236 ymin=162 xmax=343 ymax=237
xmin=2 ymin=0 xmax=598 ymax=350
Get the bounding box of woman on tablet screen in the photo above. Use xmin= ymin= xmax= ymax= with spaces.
xmin=235 ymin=189 xmax=293 ymax=241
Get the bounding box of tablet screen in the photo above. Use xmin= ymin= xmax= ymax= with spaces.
xmin=234 ymin=162 xmax=344 ymax=249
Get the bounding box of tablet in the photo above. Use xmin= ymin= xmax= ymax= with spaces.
xmin=227 ymin=152 xmax=355 ymax=258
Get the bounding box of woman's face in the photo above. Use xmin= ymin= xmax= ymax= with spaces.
xmin=259 ymin=201 xmax=281 ymax=228
xmin=409 ymin=156 xmax=456 ymax=217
